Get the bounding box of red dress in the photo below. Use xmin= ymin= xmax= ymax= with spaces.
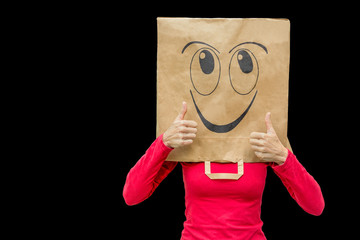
xmin=123 ymin=134 xmax=324 ymax=240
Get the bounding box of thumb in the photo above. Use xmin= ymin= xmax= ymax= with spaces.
xmin=265 ymin=112 xmax=275 ymax=134
xmin=176 ymin=101 xmax=187 ymax=121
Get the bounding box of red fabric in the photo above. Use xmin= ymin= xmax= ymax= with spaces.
xmin=123 ymin=134 xmax=325 ymax=240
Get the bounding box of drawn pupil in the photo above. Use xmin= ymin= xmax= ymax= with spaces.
xmin=199 ymin=50 xmax=214 ymax=74
xmin=237 ymin=50 xmax=253 ymax=74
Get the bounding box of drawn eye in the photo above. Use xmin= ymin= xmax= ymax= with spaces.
xmin=199 ymin=50 xmax=214 ymax=74
xmin=237 ymin=50 xmax=253 ymax=73
xmin=190 ymin=48 xmax=220 ymax=96
xmin=229 ymin=49 xmax=258 ymax=95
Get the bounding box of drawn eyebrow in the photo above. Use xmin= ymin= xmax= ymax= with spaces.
xmin=181 ymin=41 xmax=220 ymax=54
xmin=228 ymin=42 xmax=268 ymax=54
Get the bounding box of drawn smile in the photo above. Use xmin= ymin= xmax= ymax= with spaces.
xmin=190 ymin=90 xmax=258 ymax=133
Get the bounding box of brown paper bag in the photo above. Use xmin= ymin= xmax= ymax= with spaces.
xmin=156 ymin=18 xmax=291 ymax=179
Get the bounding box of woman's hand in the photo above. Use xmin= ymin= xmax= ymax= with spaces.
xmin=249 ymin=112 xmax=288 ymax=165
xmin=163 ymin=102 xmax=198 ymax=149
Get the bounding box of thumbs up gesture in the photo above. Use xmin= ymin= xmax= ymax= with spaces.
xmin=249 ymin=112 xmax=288 ymax=165
xmin=163 ymin=102 xmax=198 ymax=148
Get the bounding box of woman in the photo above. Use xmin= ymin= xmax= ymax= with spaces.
xmin=123 ymin=102 xmax=325 ymax=240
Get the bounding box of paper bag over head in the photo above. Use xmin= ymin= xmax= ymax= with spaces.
xmin=156 ymin=18 xmax=291 ymax=175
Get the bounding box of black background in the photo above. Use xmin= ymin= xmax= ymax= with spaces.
xmin=63 ymin=3 xmax=357 ymax=240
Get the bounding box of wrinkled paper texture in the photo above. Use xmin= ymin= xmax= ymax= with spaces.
xmin=157 ymin=18 xmax=290 ymax=163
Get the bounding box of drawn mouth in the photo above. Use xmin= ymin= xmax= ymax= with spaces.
xmin=190 ymin=90 xmax=257 ymax=133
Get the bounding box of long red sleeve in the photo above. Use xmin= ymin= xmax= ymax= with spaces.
xmin=123 ymin=134 xmax=177 ymax=206
xmin=270 ymin=150 xmax=325 ymax=216
xmin=123 ymin=136 xmax=325 ymax=239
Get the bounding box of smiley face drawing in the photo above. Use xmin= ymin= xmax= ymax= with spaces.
xmin=156 ymin=18 xmax=290 ymax=164
xmin=182 ymin=41 xmax=268 ymax=133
